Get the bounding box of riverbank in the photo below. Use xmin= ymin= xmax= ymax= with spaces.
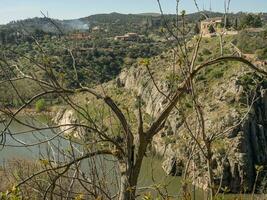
xmin=0 ymin=107 xmax=54 ymax=117
xmin=0 ymin=115 xmax=265 ymax=199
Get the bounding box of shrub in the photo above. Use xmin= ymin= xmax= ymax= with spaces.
xmin=236 ymin=31 xmax=267 ymax=54
xmin=208 ymin=25 xmax=216 ymax=33
xmin=208 ymin=68 xmax=224 ymax=79
xmin=236 ymin=72 xmax=267 ymax=92
xmin=35 ymin=99 xmax=46 ymax=112
xmin=197 ymin=55 xmax=204 ymax=62
xmin=256 ymin=48 xmax=267 ymax=60
xmin=196 ymin=73 xmax=206 ymax=81
xmin=240 ymin=14 xmax=262 ymax=29
xmin=202 ymin=48 xmax=211 ymax=55
xmin=185 ymin=101 xmax=193 ymax=108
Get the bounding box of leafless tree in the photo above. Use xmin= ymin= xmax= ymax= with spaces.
xmin=0 ymin=1 xmax=266 ymax=200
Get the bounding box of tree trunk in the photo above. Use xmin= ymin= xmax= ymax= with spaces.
xmin=219 ymin=34 xmax=223 ymax=56
xmin=206 ymin=146 xmax=214 ymax=200
xmin=207 ymin=159 xmax=214 ymax=200
xmin=119 ymin=169 xmax=133 ymax=200
xmin=119 ymin=136 xmax=149 ymax=200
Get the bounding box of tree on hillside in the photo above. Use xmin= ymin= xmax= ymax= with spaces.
xmin=0 ymin=1 xmax=267 ymax=200
xmin=194 ymin=23 xmax=200 ymax=34
xmin=208 ymin=25 xmax=216 ymax=33
xmin=221 ymin=16 xmax=231 ymax=28
xmin=234 ymin=17 xmax=238 ymax=30
xmin=240 ymin=13 xmax=263 ymax=28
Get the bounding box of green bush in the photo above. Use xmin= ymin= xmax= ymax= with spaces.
xmin=208 ymin=68 xmax=224 ymax=79
xmin=256 ymin=48 xmax=267 ymax=60
xmin=197 ymin=55 xmax=204 ymax=62
xmin=240 ymin=14 xmax=262 ymax=29
xmin=208 ymin=25 xmax=216 ymax=33
xmin=236 ymin=31 xmax=267 ymax=54
xmin=236 ymin=72 xmax=267 ymax=92
xmin=196 ymin=73 xmax=206 ymax=81
xmin=202 ymin=48 xmax=211 ymax=55
xmin=35 ymin=99 xmax=46 ymax=112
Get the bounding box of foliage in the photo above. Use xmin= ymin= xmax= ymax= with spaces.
xmin=0 ymin=25 xmax=171 ymax=108
xmin=236 ymin=72 xmax=267 ymax=93
xmin=208 ymin=25 xmax=216 ymax=33
xmin=194 ymin=23 xmax=200 ymax=34
xmin=209 ymin=68 xmax=224 ymax=79
xmin=35 ymin=99 xmax=46 ymax=112
xmin=202 ymin=48 xmax=212 ymax=55
xmin=1 ymin=33 xmax=168 ymax=88
xmin=197 ymin=55 xmax=204 ymax=62
xmin=236 ymin=31 xmax=267 ymax=54
xmin=1 ymin=10 xmax=267 ymax=200
xmin=0 ymin=186 xmax=21 ymax=200
xmin=239 ymin=14 xmax=263 ymax=28
xmin=256 ymin=48 xmax=267 ymax=60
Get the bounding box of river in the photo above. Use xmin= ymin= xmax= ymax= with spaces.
xmin=0 ymin=116 xmax=254 ymax=199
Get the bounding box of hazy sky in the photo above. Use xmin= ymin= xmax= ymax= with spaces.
xmin=0 ymin=0 xmax=266 ymax=24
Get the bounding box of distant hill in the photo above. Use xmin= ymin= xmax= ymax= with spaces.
xmin=138 ymin=13 xmax=161 ymax=17
xmin=3 ymin=17 xmax=89 ymax=33
xmin=1 ymin=11 xmax=266 ymax=35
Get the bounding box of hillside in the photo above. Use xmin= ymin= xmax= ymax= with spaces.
xmin=2 ymin=11 xmax=266 ymax=34
xmin=55 ymin=32 xmax=267 ymax=195
xmin=1 ymin=7 xmax=267 ymax=199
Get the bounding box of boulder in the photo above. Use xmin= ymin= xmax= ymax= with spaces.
xmin=162 ymin=157 xmax=183 ymax=176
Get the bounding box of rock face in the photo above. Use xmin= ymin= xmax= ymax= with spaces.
xmin=53 ymin=108 xmax=85 ymax=138
xmin=218 ymin=88 xmax=267 ymax=193
xmin=162 ymin=157 xmax=177 ymax=175
xmin=162 ymin=156 xmax=184 ymax=176
xmin=116 ymin=64 xmax=267 ymax=193
xmin=53 ymin=56 xmax=267 ymax=193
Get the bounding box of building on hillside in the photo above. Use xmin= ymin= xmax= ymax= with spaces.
xmin=245 ymin=27 xmax=265 ymax=33
xmin=200 ymin=17 xmax=239 ymax=37
xmin=114 ymin=36 xmax=127 ymax=41
xmin=92 ymin=26 xmax=102 ymax=32
xmin=114 ymin=32 xmax=139 ymax=41
xmin=200 ymin=17 xmax=222 ymax=36
xmin=66 ymin=33 xmax=91 ymax=40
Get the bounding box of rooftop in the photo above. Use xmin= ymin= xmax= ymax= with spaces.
xmin=202 ymin=17 xmax=222 ymax=23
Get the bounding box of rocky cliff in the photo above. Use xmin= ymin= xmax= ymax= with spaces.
xmin=53 ymin=43 xmax=267 ymax=193
xmin=53 ymin=108 xmax=85 ymax=139
xmin=115 ymin=56 xmax=267 ymax=193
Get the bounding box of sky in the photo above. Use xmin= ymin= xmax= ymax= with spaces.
xmin=0 ymin=0 xmax=267 ymax=24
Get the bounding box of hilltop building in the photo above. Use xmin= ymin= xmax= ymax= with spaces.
xmin=66 ymin=33 xmax=91 ymax=40
xmin=200 ymin=17 xmax=238 ymax=37
xmin=114 ymin=33 xmax=139 ymax=41
xmin=200 ymin=17 xmax=222 ymax=35
xmin=92 ymin=26 xmax=101 ymax=31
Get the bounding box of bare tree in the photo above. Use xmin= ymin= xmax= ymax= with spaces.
xmin=0 ymin=1 xmax=266 ymax=200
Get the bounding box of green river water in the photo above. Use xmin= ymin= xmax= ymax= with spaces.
xmin=0 ymin=116 xmax=257 ymax=199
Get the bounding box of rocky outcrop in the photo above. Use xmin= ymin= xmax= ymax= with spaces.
xmin=52 ymin=55 xmax=267 ymax=193
xmin=162 ymin=156 xmax=184 ymax=176
xmin=116 ymin=64 xmax=267 ymax=193
xmin=53 ymin=108 xmax=85 ymax=138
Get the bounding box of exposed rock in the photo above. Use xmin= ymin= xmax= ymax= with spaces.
xmin=162 ymin=157 xmax=177 ymax=175
xmin=54 ymin=57 xmax=267 ymax=194
xmin=117 ymin=65 xmax=267 ymax=193
xmin=53 ymin=108 xmax=85 ymax=138
xmin=162 ymin=156 xmax=183 ymax=176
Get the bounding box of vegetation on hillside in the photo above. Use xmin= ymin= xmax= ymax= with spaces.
xmin=235 ymin=30 xmax=267 ymax=58
xmin=1 ymin=6 xmax=267 ymax=200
